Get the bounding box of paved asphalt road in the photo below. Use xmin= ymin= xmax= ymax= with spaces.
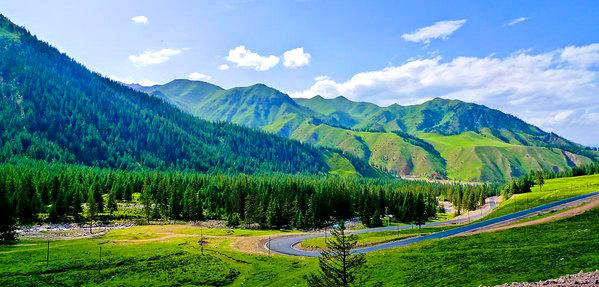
xmin=267 ymin=191 xmax=599 ymax=257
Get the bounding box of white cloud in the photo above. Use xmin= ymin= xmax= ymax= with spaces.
xmin=283 ymin=47 xmax=311 ymax=68
xmin=188 ymin=72 xmax=211 ymax=81
xmin=402 ymin=19 xmax=466 ymax=43
xmin=129 ymin=49 xmax=182 ymax=67
xmin=219 ymin=64 xmax=230 ymax=70
xmin=291 ymin=44 xmax=599 ymax=145
xmin=107 ymin=75 xmax=157 ymax=87
xmin=131 ymin=16 xmax=149 ymax=24
xmin=226 ymin=45 xmax=280 ymax=71
xmin=503 ymin=17 xmax=527 ymax=27
xmin=561 ymin=44 xmax=599 ymax=67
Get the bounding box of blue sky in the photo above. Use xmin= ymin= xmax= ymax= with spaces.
xmin=2 ymin=0 xmax=598 ymax=145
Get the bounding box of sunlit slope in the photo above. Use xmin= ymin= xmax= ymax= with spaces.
xmin=486 ymin=173 xmax=599 ymax=219
xmin=419 ymin=132 xmax=593 ymax=181
xmin=139 ymin=70 xmax=597 ymax=181
xmin=276 ymin=121 xmax=445 ymax=178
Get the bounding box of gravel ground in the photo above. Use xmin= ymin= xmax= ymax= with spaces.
xmin=493 ymin=271 xmax=599 ymax=287
xmin=17 ymin=223 xmax=133 ymax=240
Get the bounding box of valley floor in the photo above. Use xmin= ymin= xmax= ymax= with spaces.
xmin=2 ymin=175 xmax=598 ymax=286
xmin=1 ymin=205 xmax=598 ymax=286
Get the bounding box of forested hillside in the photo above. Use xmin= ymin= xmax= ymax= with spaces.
xmin=147 ymin=79 xmax=597 ymax=181
xmin=0 ymin=14 xmax=378 ymax=176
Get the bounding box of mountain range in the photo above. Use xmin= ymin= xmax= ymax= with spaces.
xmin=1 ymin=13 xmax=596 ymax=182
xmin=0 ymin=14 xmax=381 ymax=177
xmin=132 ymin=79 xmax=598 ymax=181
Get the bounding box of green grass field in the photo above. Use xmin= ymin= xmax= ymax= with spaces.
xmin=486 ymin=174 xmax=599 ymax=219
xmin=2 ymin=205 xmax=598 ymax=286
xmin=362 ymin=207 xmax=599 ymax=286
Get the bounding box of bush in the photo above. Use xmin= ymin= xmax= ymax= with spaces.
xmin=226 ymin=213 xmax=240 ymax=227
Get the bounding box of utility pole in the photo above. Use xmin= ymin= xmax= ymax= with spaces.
xmin=200 ymin=226 xmax=204 ymax=255
xmin=46 ymin=240 xmax=50 ymax=268
xmin=268 ymin=236 xmax=271 ymax=256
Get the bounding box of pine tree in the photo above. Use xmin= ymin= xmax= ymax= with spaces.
xmin=370 ymin=209 xmax=382 ymax=227
xmin=305 ymin=220 xmax=366 ymax=287
xmin=71 ymin=187 xmax=83 ymax=219
xmin=168 ymin=187 xmax=180 ymax=220
xmin=140 ymin=181 xmax=152 ymax=224
xmin=535 ymin=172 xmax=545 ymax=192
xmin=413 ymin=193 xmax=427 ymax=227
xmin=0 ymin=182 xmax=17 ymax=241
xmin=107 ymin=189 xmax=117 ymax=215
xmin=91 ymin=182 xmax=104 ymax=213
xmin=86 ymin=190 xmax=97 ymax=222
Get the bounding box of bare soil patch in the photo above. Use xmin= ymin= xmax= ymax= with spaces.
xmin=229 ymin=235 xmax=273 ymax=255
xmin=492 ymin=270 xmax=599 ymax=287
xmin=17 ymin=223 xmax=133 ymax=240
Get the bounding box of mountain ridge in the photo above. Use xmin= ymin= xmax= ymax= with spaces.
xmin=140 ymin=79 xmax=596 ymax=181
xmin=0 ymin=14 xmax=384 ymax=177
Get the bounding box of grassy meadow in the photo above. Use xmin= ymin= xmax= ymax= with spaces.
xmin=2 ymin=206 xmax=598 ymax=286
xmin=486 ymin=173 xmax=599 ymax=219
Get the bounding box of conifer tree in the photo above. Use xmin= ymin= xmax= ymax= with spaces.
xmin=140 ymin=181 xmax=152 ymax=224
xmin=305 ymin=220 xmax=366 ymax=287
xmin=86 ymin=190 xmax=97 ymax=222
xmin=107 ymin=189 xmax=117 ymax=215
xmin=535 ymin=172 xmax=545 ymax=192
xmin=0 ymin=182 xmax=17 ymax=241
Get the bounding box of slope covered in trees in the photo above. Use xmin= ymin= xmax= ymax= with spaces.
xmin=0 ymin=14 xmax=377 ymax=175
xmin=144 ymin=79 xmax=597 ymax=181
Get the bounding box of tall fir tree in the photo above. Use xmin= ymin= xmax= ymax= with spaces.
xmin=305 ymin=220 xmax=366 ymax=287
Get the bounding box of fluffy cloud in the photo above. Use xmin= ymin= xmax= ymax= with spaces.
xmin=226 ymin=46 xmax=279 ymax=71
xmin=503 ymin=17 xmax=527 ymax=27
xmin=291 ymin=44 xmax=599 ymax=145
xmin=129 ymin=49 xmax=182 ymax=67
xmin=283 ymin=47 xmax=311 ymax=68
xmin=107 ymin=75 xmax=157 ymax=87
xmin=561 ymin=44 xmax=599 ymax=67
xmin=188 ymin=72 xmax=211 ymax=81
xmin=131 ymin=16 xmax=149 ymax=24
xmin=218 ymin=64 xmax=230 ymax=70
xmin=402 ymin=19 xmax=466 ymax=43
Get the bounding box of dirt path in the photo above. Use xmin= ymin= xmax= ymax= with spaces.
xmin=229 ymin=235 xmax=272 ymax=255
xmin=462 ymin=197 xmax=599 ymax=236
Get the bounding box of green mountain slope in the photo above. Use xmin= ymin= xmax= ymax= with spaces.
xmin=0 ymin=14 xmax=384 ymax=177
xmin=132 ymin=79 xmax=225 ymax=111
xmin=129 ymin=62 xmax=596 ymax=182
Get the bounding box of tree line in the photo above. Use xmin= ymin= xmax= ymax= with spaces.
xmin=0 ymin=161 xmax=495 ymax=241
xmin=441 ymin=184 xmax=490 ymax=215
xmin=500 ymin=162 xmax=599 ymax=199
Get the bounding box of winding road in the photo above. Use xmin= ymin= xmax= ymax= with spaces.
xmin=267 ymin=191 xmax=599 ymax=257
